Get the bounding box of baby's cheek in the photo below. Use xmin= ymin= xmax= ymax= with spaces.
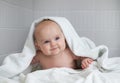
xmin=62 ymin=43 xmax=66 ymax=50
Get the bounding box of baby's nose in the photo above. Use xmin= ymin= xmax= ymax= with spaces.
xmin=50 ymin=40 xmax=56 ymax=46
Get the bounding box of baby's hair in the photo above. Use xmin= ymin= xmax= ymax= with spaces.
xmin=35 ymin=19 xmax=55 ymax=28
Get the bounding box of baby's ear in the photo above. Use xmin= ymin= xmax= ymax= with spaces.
xmin=34 ymin=40 xmax=40 ymax=50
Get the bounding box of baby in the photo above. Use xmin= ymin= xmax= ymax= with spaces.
xmin=31 ymin=19 xmax=93 ymax=70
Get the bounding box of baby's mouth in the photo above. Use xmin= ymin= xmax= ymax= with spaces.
xmin=50 ymin=47 xmax=58 ymax=51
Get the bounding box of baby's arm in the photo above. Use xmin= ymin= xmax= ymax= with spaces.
xmin=81 ymin=57 xmax=93 ymax=69
xmin=31 ymin=55 xmax=38 ymax=64
xmin=31 ymin=53 xmax=41 ymax=72
xmin=75 ymin=56 xmax=93 ymax=69
xmin=31 ymin=50 xmax=42 ymax=65
xmin=31 ymin=54 xmax=39 ymax=65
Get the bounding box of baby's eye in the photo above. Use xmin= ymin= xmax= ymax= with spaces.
xmin=55 ymin=37 xmax=60 ymax=40
xmin=44 ymin=40 xmax=50 ymax=44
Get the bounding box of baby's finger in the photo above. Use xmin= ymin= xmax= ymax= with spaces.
xmin=87 ymin=60 xmax=92 ymax=64
xmin=82 ymin=62 xmax=88 ymax=69
xmin=87 ymin=59 xmax=93 ymax=64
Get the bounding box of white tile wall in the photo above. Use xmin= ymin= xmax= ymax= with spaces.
xmin=0 ymin=0 xmax=34 ymax=57
xmin=0 ymin=29 xmax=29 ymax=54
xmin=34 ymin=0 xmax=120 ymax=11
xmin=0 ymin=0 xmax=34 ymax=28
xmin=1 ymin=0 xmax=34 ymax=10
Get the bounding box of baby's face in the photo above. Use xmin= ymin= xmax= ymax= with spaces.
xmin=34 ymin=20 xmax=66 ymax=56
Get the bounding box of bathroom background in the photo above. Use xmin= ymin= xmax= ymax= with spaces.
xmin=0 ymin=0 xmax=120 ymax=64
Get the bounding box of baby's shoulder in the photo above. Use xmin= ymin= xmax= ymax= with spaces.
xmin=65 ymin=48 xmax=77 ymax=59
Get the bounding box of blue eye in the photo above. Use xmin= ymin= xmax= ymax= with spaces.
xmin=44 ymin=40 xmax=50 ymax=44
xmin=55 ymin=37 xmax=60 ymax=40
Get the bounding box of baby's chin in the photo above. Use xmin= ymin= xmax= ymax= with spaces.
xmin=46 ymin=51 xmax=63 ymax=57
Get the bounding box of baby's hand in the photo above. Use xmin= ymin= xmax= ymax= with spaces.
xmin=81 ymin=58 xmax=93 ymax=69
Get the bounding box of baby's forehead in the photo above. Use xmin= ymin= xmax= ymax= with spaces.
xmin=34 ymin=19 xmax=64 ymax=36
xmin=35 ymin=19 xmax=63 ymax=32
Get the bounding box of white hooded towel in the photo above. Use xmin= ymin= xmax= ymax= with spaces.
xmin=0 ymin=16 xmax=120 ymax=80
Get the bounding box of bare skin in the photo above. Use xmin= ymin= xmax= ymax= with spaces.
xmin=32 ymin=20 xmax=93 ymax=70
